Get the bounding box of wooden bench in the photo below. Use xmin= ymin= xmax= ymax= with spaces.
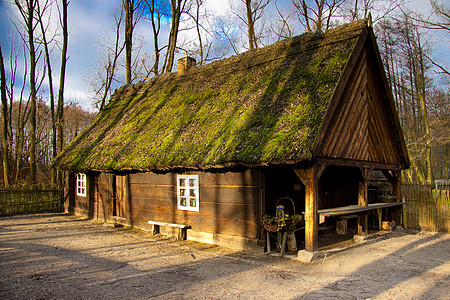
xmin=318 ymin=203 xmax=404 ymax=234
xmin=147 ymin=221 xmax=191 ymax=241
xmin=336 ymin=214 xmax=358 ymax=235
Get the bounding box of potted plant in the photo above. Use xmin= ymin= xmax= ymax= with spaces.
xmin=262 ymin=214 xmax=278 ymax=232
xmin=261 ymin=213 xmax=304 ymax=232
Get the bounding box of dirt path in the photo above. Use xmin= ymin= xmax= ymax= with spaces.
xmin=0 ymin=214 xmax=448 ymax=299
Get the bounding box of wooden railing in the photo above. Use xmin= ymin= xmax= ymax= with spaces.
xmin=0 ymin=189 xmax=63 ymax=216
xmin=402 ymin=183 xmax=450 ymax=233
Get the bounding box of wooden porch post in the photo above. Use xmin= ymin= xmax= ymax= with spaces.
xmin=357 ymin=179 xmax=368 ymax=236
xmin=294 ymin=165 xmax=320 ymax=252
xmin=357 ymin=167 xmax=372 ymax=237
xmin=382 ymin=170 xmax=402 ymax=224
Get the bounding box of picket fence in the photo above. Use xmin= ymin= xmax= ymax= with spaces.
xmin=0 ymin=189 xmax=63 ymax=216
xmin=402 ymin=183 xmax=449 ymax=233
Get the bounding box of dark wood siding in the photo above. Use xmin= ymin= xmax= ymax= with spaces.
xmin=317 ymin=45 xmax=404 ymax=167
xmin=83 ymin=173 xmax=114 ymax=221
xmin=366 ymin=54 xmax=402 ymax=165
xmin=123 ymin=170 xmax=260 ymax=239
xmin=319 ymin=48 xmax=368 ymax=161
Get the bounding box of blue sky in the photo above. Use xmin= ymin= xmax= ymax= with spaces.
xmin=0 ymin=0 xmax=230 ymax=110
xmin=0 ymin=0 xmax=448 ymax=111
xmin=0 ymin=0 xmax=118 ymax=109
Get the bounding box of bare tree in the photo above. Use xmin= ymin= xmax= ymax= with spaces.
xmin=0 ymin=46 xmax=10 ymax=187
xmin=123 ymin=0 xmax=143 ymax=83
xmin=407 ymin=0 xmax=449 ymax=77
xmin=186 ymin=0 xmax=206 ymax=64
xmin=376 ymin=17 xmax=437 ymax=183
xmin=232 ymin=0 xmax=270 ymax=50
xmin=36 ymin=0 xmax=58 ymax=184
xmin=14 ymin=0 xmax=39 ymax=184
xmin=89 ymin=7 xmax=126 ymax=111
xmin=270 ymin=2 xmax=297 ymax=40
xmin=142 ymin=0 xmax=169 ymax=76
xmin=214 ymin=17 xmax=241 ymax=55
xmin=163 ymin=0 xmax=188 ymax=73
xmin=292 ymin=0 xmax=345 ymax=32
xmin=342 ymin=0 xmax=401 ymax=23
xmin=56 ymin=0 xmax=69 ymax=185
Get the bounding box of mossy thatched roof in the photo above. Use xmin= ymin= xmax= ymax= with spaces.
xmin=54 ymin=19 xmax=371 ymax=172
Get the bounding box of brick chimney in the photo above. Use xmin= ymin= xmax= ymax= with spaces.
xmin=177 ymin=56 xmax=196 ymax=74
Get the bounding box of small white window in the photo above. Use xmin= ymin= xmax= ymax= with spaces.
xmin=76 ymin=173 xmax=87 ymax=197
xmin=177 ymin=175 xmax=199 ymax=211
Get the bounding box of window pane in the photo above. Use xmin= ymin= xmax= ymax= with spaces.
xmin=190 ymin=189 xmax=196 ymax=197
xmin=180 ymin=189 xmax=186 ymax=196
xmin=179 ymin=178 xmax=186 ymax=187
xmin=180 ymin=197 xmax=187 ymax=206
xmin=190 ymin=198 xmax=196 ymax=207
xmin=189 ymin=178 xmax=196 ymax=187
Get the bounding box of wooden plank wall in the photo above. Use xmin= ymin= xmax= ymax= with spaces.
xmin=94 ymin=173 xmax=113 ymax=220
xmin=318 ymin=44 xmax=403 ymax=166
xmin=319 ymin=48 xmax=369 ymax=161
xmin=366 ymin=56 xmax=402 ymax=165
xmin=73 ymin=173 xmax=113 ymax=221
xmin=126 ymin=170 xmax=260 ymax=239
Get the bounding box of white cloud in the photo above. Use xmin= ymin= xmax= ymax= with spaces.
xmin=207 ymin=0 xmax=231 ymax=16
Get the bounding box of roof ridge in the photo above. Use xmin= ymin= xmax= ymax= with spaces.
xmin=183 ymin=19 xmax=368 ymax=75
xmin=110 ymin=19 xmax=368 ymax=104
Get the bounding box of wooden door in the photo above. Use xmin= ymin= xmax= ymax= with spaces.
xmin=113 ymin=175 xmax=129 ymax=218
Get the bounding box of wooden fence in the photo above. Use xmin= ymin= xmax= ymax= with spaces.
xmin=402 ymin=184 xmax=450 ymax=233
xmin=0 ymin=189 xmax=63 ymax=216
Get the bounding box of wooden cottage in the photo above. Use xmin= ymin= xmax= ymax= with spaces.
xmin=53 ymin=19 xmax=409 ymax=257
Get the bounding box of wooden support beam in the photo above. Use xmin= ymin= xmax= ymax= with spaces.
xmin=358 ymin=167 xmax=369 ymax=236
xmin=293 ymin=169 xmax=307 ymax=185
xmin=259 ymin=169 xmax=265 ymax=242
xmin=382 ymin=170 xmax=401 ymax=202
xmin=294 ymin=166 xmax=319 ymax=252
xmin=317 ymin=163 xmax=327 ymax=180
xmin=360 ymin=167 xmax=373 ymax=182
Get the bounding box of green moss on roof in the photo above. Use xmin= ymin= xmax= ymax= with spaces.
xmin=53 ymin=19 xmax=369 ymax=172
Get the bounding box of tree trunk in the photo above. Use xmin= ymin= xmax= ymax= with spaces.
xmin=195 ymin=0 xmax=204 ymax=64
xmin=164 ymin=0 xmax=184 ymax=73
xmin=124 ymin=0 xmax=133 ymax=84
xmin=26 ymin=1 xmax=37 ymax=184
xmin=0 ymin=46 xmax=10 ymax=187
xmin=416 ymin=36 xmax=433 ymax=183
xmin=56 ymin=0 xmax=68 ymax=185
xmin=148 ymin=0 xmax=161 ymax=75
xmin=246 ymin=0 xmax=256 ymax=50
xmin=37 ymin=1 xmax=57 ymax=186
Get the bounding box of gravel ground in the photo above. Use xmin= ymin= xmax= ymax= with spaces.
xmin=0 ymin=213 xmax=449 ymax=299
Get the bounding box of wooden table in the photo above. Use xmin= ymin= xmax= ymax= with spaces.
xmin=317 ymin=202 xmax=404 ymax=230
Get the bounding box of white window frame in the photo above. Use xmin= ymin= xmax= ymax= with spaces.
xmin=76 ymin=173 xmax=87 ymax=197
xmin=177 ymin=175 xmax=199 ymax=212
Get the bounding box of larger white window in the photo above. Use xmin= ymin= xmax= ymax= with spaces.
xmin=76 ymin=173 xmax=87 ymax=197
xmin=177 ymin=175 xmax=199 ymax=211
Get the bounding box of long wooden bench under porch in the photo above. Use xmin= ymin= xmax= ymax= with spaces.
xmin=318 ymin=202 xmax=404 ymax=234
xmin=148 ymin=221 xmax=191 ymax=240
